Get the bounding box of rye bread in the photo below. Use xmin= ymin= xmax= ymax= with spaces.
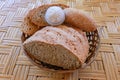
xmin=23 ymin=25 xmax=89 ymax=69
xmin=21 ymin=14 xmax=39 ymax=36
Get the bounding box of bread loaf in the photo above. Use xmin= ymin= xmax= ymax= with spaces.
xmin=28 ymin=4 xmax=69 ymax=27
xmin=23 ymin=25 xmax=89 ymax=69
xmin=64 ymin=8 xmax=97 ymax=32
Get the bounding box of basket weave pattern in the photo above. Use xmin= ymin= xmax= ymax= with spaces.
xmin=0 ymin=0 xmax=120 ymax=80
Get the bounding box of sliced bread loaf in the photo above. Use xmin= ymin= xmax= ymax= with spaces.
xmin=23 ymin=25 xmax=89 ymax=69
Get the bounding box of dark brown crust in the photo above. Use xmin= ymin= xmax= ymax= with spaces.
xmin=28 ymin=4 xmax=69 ymax=27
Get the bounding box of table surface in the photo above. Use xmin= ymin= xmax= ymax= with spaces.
xmin=0 ymin=0 xmax=120 ymax=80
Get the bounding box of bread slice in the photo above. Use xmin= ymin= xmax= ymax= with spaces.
xmin=21 ymin=14 xmax=39 ymax=36
xmin=23 ymin=25 xmax=89 ymax=69
xmin=64 ymin=8 xmax=97 ymax=32
xmin=28 ymin=4 xmax=69 ymax=27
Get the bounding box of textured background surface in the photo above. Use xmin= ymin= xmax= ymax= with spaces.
xmin=0 ymin=0 xmax=120 ymax=80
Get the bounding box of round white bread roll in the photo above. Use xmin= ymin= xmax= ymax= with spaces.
xmin=45 ymin=6 xmax=65 ymax=26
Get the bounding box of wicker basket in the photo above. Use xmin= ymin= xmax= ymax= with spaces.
xmin=21 ymin=29 xmax=100 ymax=73
xmin=21 ymin=3 xmax=100 ymax=73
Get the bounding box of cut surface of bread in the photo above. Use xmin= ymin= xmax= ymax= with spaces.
xmin=23 ymin=25 xmax=89 ymax=69
xmin=21 ymin=14 xmax=39 ymax=36
xmin=64 ymin=8 xmax=97 ymax=32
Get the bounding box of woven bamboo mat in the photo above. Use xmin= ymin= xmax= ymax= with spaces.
xmin=0 ymin=0 xmax=120 ymax=80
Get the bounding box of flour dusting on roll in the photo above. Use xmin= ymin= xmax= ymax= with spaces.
xmin=45 ymin=6 xmax=65 ymax=26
